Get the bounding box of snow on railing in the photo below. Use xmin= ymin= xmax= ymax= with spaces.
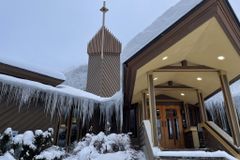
xmin=0 ymin=74 xmax=123 ymax=129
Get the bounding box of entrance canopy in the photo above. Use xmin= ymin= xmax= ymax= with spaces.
xmin=123 ymin=0 xmax=240 ymax=105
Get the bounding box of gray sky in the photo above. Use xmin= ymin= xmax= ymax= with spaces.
xmin=0 ymin=0 xmax=240 ymax=72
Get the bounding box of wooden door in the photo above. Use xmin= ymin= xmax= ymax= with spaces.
xmin=157 ymin=105 xmax=184 ymax=149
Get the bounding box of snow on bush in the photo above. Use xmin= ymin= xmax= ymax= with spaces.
xmin=0 ymin=128 xmax=13 ymax=154
xmin=66 ymin=132 xmax=145 ymax=160
xmin=0 ymin=128 xmax=64 ymax=160
xmin=0 ymin=152 xmax=15 ymax=160
xmin=73 ymin=132 xmax=130 ymax=154
xmin=35 ymin=146 xmax=65 ymax=160
xmin=0 ymin=128 xmax=145 ymax=160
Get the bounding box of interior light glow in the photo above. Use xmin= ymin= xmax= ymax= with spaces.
xmin=218 ymin=56 xmax=225 ymax=60
xmin=162 ymin=56 xmax=168 ymax=61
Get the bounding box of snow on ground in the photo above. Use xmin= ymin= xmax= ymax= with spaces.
xmin=35 ymin=146 xmax=65 ymax=160
xmin=64 ymin=150 xmax=145 ymax=160
xmin=0 ymin=152 xmax=15 ymax=160
xmin=0 ymin=56 xmax=65 ymax=80
xmin=153 ymin=147 xmax=237 ymax=160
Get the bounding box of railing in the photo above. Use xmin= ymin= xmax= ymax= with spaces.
xmin=201 ymin=121 xmax=240 ymax=159
xmin=138 ymin=120 xmax=238 ymax=159
xmin=139 ymin=120 xmax=155 ymax=160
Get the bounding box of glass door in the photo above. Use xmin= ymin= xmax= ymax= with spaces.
xmin=158 ymin=105 xmax=184 ymax=149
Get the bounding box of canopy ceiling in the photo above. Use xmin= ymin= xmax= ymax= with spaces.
xmin=132 ymin=17 xmax=240 ymax=104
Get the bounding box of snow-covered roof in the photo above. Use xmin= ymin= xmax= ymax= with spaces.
xmin=121 ymin=0 xmax=203 ymax=63
xmin=0 ymin=56 xmax=65 ymax=81
xmin=0 ymin=74 xmax=120 ymax=103
xmin=63 ymin=65 xmax=88 ymax=90
xmin=0 ymin=74 xmax=122 ymax=127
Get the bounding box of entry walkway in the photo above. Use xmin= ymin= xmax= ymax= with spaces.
xmin=139 ymin=120 xmax=238 ymax=160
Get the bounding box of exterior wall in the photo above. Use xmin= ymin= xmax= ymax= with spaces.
xmin=0 ymin=102 xmax=58 ymax=134
xmin=86 ymin=54 xmax=120 ymax=97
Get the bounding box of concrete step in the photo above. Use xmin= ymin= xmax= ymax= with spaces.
xmin=156 ymin=158 xmax=227 ymax=160
xmin=154 ymin=148 xmax=228 ymax=160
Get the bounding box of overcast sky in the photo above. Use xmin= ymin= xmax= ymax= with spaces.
xmin=0 ymin=0 xmax=240 ymax=72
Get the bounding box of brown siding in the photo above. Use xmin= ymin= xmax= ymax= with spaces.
xmin=86 ymin=54 xmax=120 ymax=97
xmin=0 ymin=102 xmax=58 ymax=134
xmin=87 ymin=27 xmax=121 ymax=55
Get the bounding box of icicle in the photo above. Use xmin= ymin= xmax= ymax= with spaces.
xmin=205 ymin=91 xmax=240 ymax=133
xmin=0 ymin=74 xmax=123 ymax=131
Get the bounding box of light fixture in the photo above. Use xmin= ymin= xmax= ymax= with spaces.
xmin=217 ymin=56 xmax=225 ymax=60
xmin=180 ymin=93 xmax=185 ymax=96
xmin=146 ymin=93 xmax=149 ymax=96
xmin=153 ymin=77 xmax=158 ymax=81
xmin=196 ymin=77 xmax=202 ymax=81
xmin=162 ymin=56 xmax=168 ymax=61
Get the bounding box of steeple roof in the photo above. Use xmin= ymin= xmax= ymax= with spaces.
xmin=87 ymin=26 xmax=121 ymax=55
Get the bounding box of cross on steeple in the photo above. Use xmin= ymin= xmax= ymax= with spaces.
xmin=100 ymin=1 xmax=108 ymax=59
xmin=100 ymin=1 xmax=108 ymax=27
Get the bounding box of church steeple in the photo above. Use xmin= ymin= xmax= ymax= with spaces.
xmin=87 ymin=27 xmax=121 ymax=55
xmin=87 ymin=2 xmax=121 ymax=56
xmin=86 ymin=1 xmax=122 ymax=97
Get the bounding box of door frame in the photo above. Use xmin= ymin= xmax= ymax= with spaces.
xmin=157 ymin=104 xmax=185 ymax=149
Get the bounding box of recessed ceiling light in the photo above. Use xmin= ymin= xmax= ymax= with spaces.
xmin=180 ymin=93 xmax=185 ymax=96
xmin=153 ymin=77 xmax=158 ymax=81
xmin=196 ymin=77 xmax=202 ymax=81
xmin=218 ymin=56 xmax=225 ymax=60
xmin=146 ymin=93 xmax=149 ymax=96
xmin=162 ymin=56 xmax=168 ymax=61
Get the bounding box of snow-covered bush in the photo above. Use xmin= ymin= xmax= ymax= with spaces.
xmin=0 ymin=128 xmax=64 ymax=160
xmin=0 ymin=128 xmax=145 ymax=160
xmin=35 ymin=146 xmax=65 ymax=160
xmin=0 ymin=128 xmax=13 ymax=155
xmin=66 ymin=132 xmax=145 ymax=160
xmin=73 ymin=132 xmax=130 ymax=154
xmin=0 ymin=152 xmax=16 ymax=160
